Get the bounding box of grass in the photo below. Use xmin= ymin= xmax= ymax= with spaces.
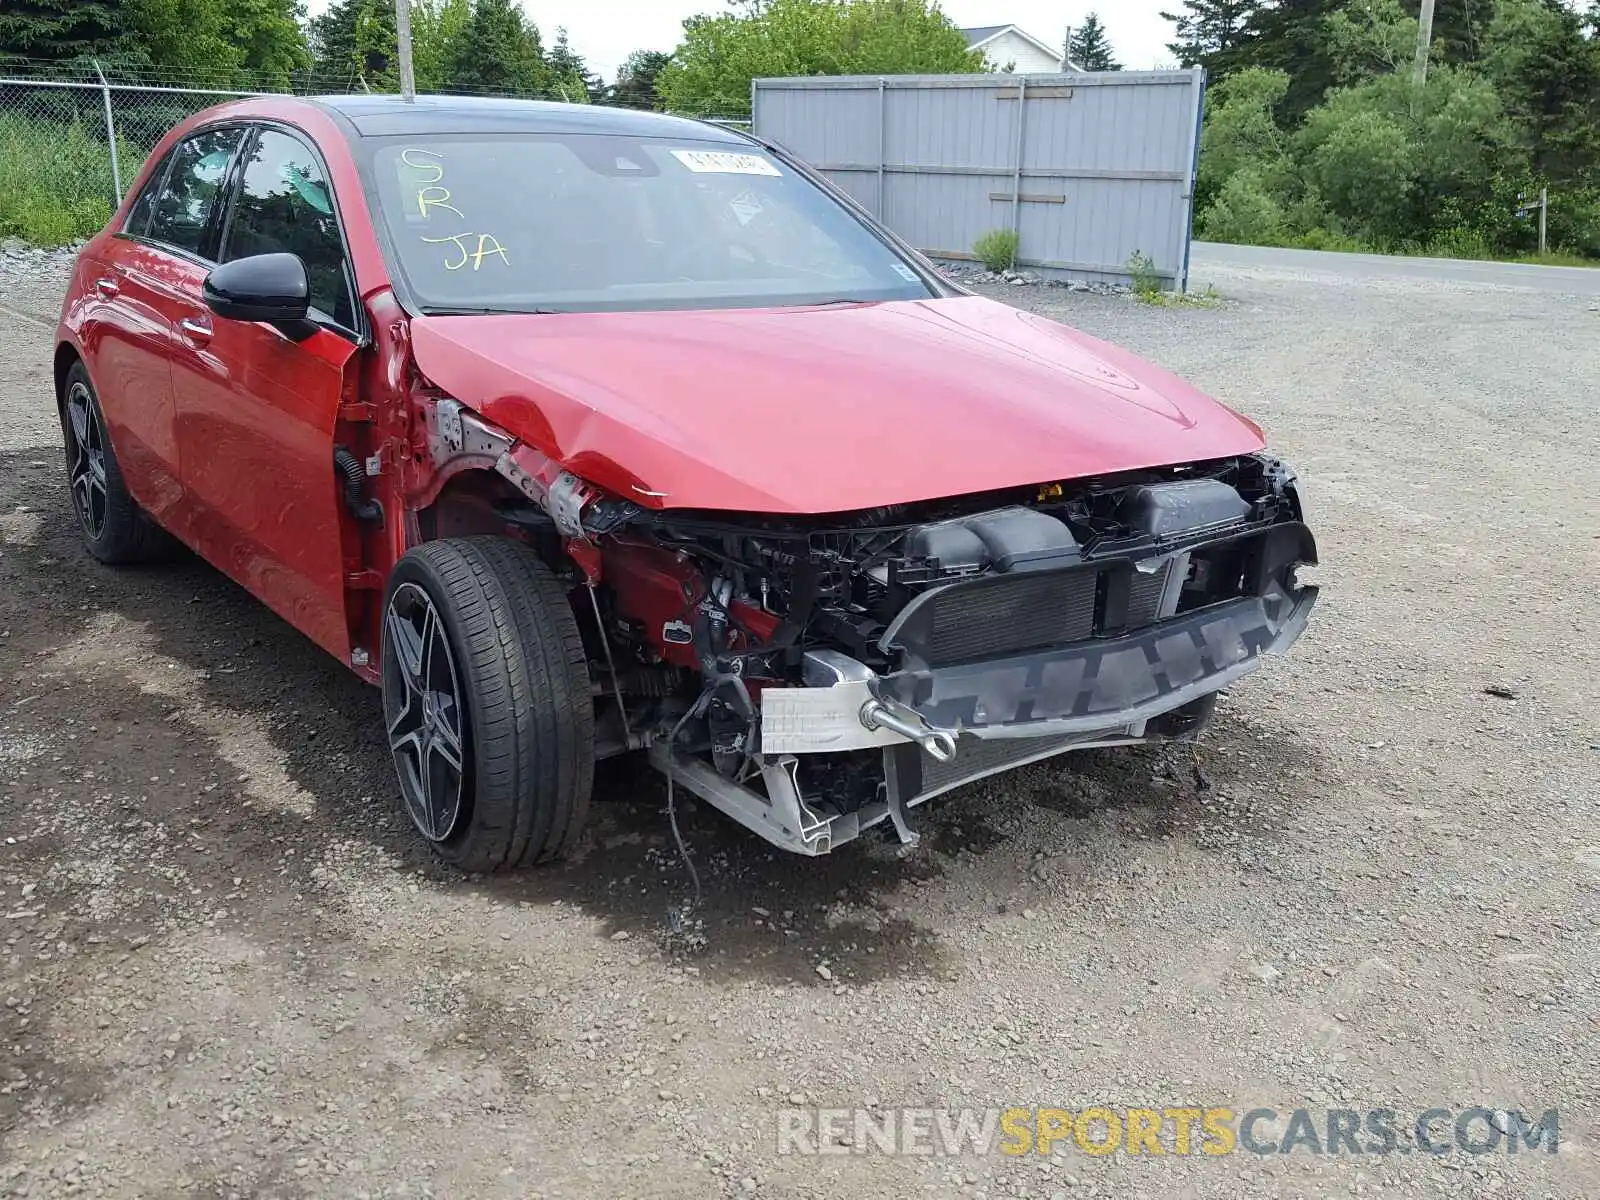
xmin=973 ymin=228 xmax=1020 ymax=273
xmin=1502 ymin=250 xmax=1598 ymax=268
xmin=1121 ymin=250 xmax=1224 ymax=306
xmin=1136 ymin=283 xmax=1224 ymax=308
xmin=1215 ymin=228 xmax=1600 ymax=269
xmin=0 ymin=115 xmax=145 ymax=246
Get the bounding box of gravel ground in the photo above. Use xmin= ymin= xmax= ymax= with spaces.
xmin=0 ymin=246 xmax=1596 ymax=1199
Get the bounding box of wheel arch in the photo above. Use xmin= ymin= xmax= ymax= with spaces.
xmin=53 ymin=341 xmax=84 ymax=407
xmin=415 ymin=466 xmax=551 ymax=547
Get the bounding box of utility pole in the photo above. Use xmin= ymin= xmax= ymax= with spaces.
xmin=1413 ymin=0 xmax=1437 ymax=88
xmin=395 ymin=0 xmax=417 ymax=101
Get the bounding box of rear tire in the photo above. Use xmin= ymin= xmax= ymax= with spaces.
xmin=381 ymin=537 xmax=594 ymax=871
xmin=59 ymin=362 xmax=173 ymax=564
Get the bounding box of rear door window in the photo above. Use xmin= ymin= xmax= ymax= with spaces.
xmin=146 ymin=127 xmax=244 ymax=258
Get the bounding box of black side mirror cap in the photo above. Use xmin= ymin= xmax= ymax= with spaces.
xmin=203 ymin=253 xmax=312 ymax=330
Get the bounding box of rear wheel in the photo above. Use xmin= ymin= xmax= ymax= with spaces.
xmin=59 ymin=362 xmax=172 ymax=564
xmin=381 ymin=538 xmax=594 ymax=870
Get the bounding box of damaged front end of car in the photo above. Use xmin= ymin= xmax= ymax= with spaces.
xmin=427 ymin=401 xmax=1318 ymax=856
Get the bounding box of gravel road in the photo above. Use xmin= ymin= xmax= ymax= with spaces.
xmin=1 ymin=245 xmax=1596 ymax=1199
xmin=1189 ymin=240 xmax=1600 ymax=295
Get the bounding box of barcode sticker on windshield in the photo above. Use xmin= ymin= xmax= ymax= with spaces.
xmin=670 ymin=150 xmax=782 ymax=176
xmin=728 ymin=192 xmax=763 ymax=224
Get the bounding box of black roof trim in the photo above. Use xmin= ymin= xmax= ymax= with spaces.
xmin=306 ymin=95 xmax=749 ymax=142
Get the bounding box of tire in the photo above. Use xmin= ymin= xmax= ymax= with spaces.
xmin=59 ymin=361 xmax=174 ymax=564
xmin=381 ymin=537 xmax=595 ymax=871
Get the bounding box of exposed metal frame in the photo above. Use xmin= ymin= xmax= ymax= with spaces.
xmin=648 ymin=743 xmax=855 ymax=857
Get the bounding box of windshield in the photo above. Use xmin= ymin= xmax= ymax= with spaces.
xmin=366 ymin=134 xmax=935 ymax=314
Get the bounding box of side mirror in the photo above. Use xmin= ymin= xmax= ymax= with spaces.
xmin=203 ymin=253 xmax=314 ymax=336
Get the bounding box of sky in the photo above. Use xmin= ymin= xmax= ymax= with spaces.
xmin=503 ymin=2 xmax=1178 ymax=80
xmin=314 ymin=2 xmax=1180 ymax=84
xmin=544 ymin=1 xmax=1177 ymax=80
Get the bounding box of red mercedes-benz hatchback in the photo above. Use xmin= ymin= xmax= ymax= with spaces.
xmin=55 ymin=95 xmax=1317 ymax=871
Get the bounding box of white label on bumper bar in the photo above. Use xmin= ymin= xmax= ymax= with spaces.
xmin=760 ymin=682 xmax=909 ymax=755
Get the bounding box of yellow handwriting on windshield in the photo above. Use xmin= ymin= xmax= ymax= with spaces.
xmin=416 ymin=186 xmax=463 ymax=219
xmin=420 ymin=233 xmax=510 ymax=271
xmin=400 ymin=148 xmax=444 ymax=182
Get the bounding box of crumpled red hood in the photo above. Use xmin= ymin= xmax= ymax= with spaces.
xmin=408 ymin=296 xmax=1265 ymax=514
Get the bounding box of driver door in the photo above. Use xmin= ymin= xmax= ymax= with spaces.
xmin=169 ymin=124 xmax=361 ymax=659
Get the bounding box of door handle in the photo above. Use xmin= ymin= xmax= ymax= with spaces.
xmin=179 ymin=316 xmax=212 ymax=344
xmin=94 ymin=277 xmax=119 ymax=300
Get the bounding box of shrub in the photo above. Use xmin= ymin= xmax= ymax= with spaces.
xmin=1293 ymin=226 xmax=1371 ymax=253
xmin=1546 ymin=186 xmax=1600 ymax=257
xmin=1126 ymin=250 xmax=1163 ymax=297
xmin=1425 ymin=226 xmax=1494 ymax=260
xmin=1298 ymin=103 xmax=1415 ymax=241
xmin=1197 ymin=68 xmax=1293 ymax=212
xmin=1199 ymin=168 xmax=1287 ymax=245
xmin=973 ymin=227 xmax=1020 ymax=272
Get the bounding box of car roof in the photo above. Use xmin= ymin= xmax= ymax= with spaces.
xmin=307 ymin=95 xmax=750 ymax=142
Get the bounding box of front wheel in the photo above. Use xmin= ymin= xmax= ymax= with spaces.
xmin=381 ymin=538 xmax=595 ymax=871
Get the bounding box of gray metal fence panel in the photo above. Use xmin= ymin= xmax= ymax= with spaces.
xmin=752 ymin=70 xmax=1206 ymax=290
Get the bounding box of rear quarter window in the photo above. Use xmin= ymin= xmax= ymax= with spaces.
xmin=122 ymin=151 xmax=172 ymax=237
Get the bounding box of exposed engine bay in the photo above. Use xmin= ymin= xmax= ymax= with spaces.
xmin=427 ymin=399 xmax=1319 ymax=855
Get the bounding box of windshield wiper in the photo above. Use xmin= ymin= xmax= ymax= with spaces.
xmin=420 ymin=305 xmax=568 ymax=316
xmin=790 ymin=298 xmax=875 ymax=308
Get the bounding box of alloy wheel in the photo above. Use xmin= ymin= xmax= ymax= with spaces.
xmin=65 ymin=382 xmax=108 ymax=541
xmin=383 ymin=583 xmax=467 ymax=841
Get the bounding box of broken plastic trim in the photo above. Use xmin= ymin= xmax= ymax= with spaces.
xmin=427 ymin=397 xmax=636 ymax=540
xmin=876 ymin=580 xmax=1317 ymax=737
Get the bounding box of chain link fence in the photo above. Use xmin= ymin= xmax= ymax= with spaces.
xmin=0 ymin=58 xmax=749 ymax=246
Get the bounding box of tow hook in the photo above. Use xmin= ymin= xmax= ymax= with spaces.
xmin=859 ymin=699 xmax=959 ymax=763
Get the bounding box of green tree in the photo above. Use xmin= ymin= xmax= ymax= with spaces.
xmin=1295 ymin=67 xmax=1514 ymax=243
xmin=1067 ymin=12 xmax=1121 ymax=71
xmin=545 ymin=26 xmax=602 ymax=101
xmin=657 ymin=0 xmax=982 ymax=117
xmin=128 ymin=0 xmax=237 ymax=76
xmin=131 ymin=0 xmax=307 ymax=87
xmin=1242 ymin=0 xmax=1343 ymax=120
xmin=446 ymin=0 xmax=547 ymax=94
xmin=1323 ymin=0 xmax=1415 ymax=84
xmin=1299 ymin=101 xmax=1414 ymax=236
xmin=1197 ymin=66 xmax=1293 ymax=210
xmin=226 ymin=0 xmax=309 ymax=83
xmin=1160 ymin=0 xmax=1262 ymax=78
xmin=0 ymin=0 xmax=132 ymax=65
xmin=1183 ymin=0 xmax=1600 ymax=259
xmin=609 ymin=48 xmax=672 ymax=109
xmin=411 ymin=0 xmax=470 ymax=92
xmin=1482 ymin=0 xmax=1600 ymax=184
xmin=1421 ymin=0 xmax=1499 ymax=67
xmin=309 ymin=0 xmax=398 ymax=88
xmin=1200 ymin=167 xmax=1288 ymax=243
